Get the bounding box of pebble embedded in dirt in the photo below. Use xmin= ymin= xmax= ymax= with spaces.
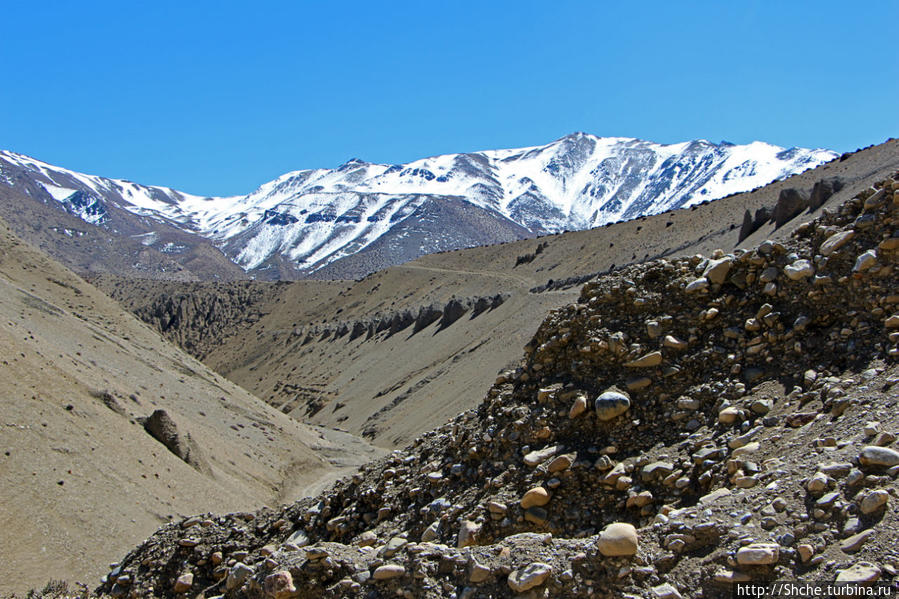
xmin=507 ymin=562 xmax=552 ymax=593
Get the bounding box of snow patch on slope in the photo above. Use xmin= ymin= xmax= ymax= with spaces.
xmin=41 ymin=183 xmax=77 ymax=202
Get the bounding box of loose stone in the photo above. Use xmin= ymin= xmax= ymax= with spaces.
xmin=547 ymin=453 xmax=574 ymax=473
xmin=853 ymin=250 xmax=878 ymax=273
xmin=663 ymin=335 xmax=688 ymax=350
xmin=507 ymin=562 xmax=552 ymax=593
xmin=524 ymin=445 xmax=560 ymax=467
xmin=859 ymin=490 xmax=889 ymax=514
xmin=784 ymin=259 xmax=814 ymax=280
xmin=703 ymin=257 xmax=733 ymax=285
xmin=685 ymin=278 xmax=709 ymax=293
xmin=595 ymin=390 xmax=630 ymax=421
xmin=381 ymin=536 xmax=408 ymax=557
xmin=469 ymin=560 xmax=491 ymax=583
xmin=841 ymin=530 xmax=875 ymax=553
xmin=596 ymin=522 xmax=638 ymax=556
xmin=227 ymin=563 xmax=253 ymax=591
xmin=624 ymin=351 xmax=663 ymax=368
xmin=487 ymin=501 xmax=508 ymax=514
xmin=626 ymin=376 xmax=652 ymax=391
xmin=521 ymin=487 xmax=551 ymax=509
xmin=373 ymin=564 xmax=406 ymax=580
xmin=735 ymin=543 xmax=780 ymax=566
xmin=173 ymin=573 xmax=193 ymax=594
xmin=569 ymin=394 xmax=587 ymax=419
xmin=652 ymin=582 xmax=684 ymax=599
xmin=718 ymin=406 xmax=741 ymax=425
xmin=820 ymin=230 xmax=855 ymax=256
xmin=835 ymin=563 xmax=881 ymax=583
xmin=859 ymin=446 xmax=899 ymax=467
xmin=458 ymin=520 xmax=480 ymax=548
xmin=263 ymin=571 xmax=297 ymax=599
xmin=807 ymin=472 xmax=831 ymax=493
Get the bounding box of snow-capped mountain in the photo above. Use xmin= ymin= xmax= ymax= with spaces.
xmin=0 ymin=134 xmax=836 ymax=279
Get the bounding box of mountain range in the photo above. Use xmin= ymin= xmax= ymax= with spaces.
xmin=0 ymin=134 xmax=836 ymax=279
xmin=1 ymin=136 xmax=896 ymax=595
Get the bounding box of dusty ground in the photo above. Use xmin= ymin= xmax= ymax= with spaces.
xmin=0 ymin=220 xmax=384 ymax=596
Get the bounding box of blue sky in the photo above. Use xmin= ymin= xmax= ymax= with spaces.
xmin=2 ymin=1 xmax=896 ymax=196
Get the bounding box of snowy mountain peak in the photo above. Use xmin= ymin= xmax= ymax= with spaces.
xmin=0 ymin=135 xmax=837 ymax=279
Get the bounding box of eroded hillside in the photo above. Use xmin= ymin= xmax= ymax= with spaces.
xmin=0 ymin=220 xmax=382 ymax=595
xmin=95 ymin=139 xmax=899 ymax=449
xmin=96 ymin=173 xmax=899 ymax=598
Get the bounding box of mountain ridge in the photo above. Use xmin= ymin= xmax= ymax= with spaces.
xmin=93 ymin=139 xmax=898 ymax=450
xmin=0 ymin=134 xmax=837 ymax=279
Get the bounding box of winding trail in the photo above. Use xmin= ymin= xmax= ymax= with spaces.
xmin=396 ymin=262 xmax=536 ymax=286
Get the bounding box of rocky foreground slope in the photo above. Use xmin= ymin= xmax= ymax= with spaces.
xmin=92 ymin=175 xmax=899 ymax=598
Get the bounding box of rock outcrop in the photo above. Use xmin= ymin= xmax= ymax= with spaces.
xmin=96 ymin=279 xmax=280 ymax=359
xmin=740 ymin=176 xmax=847 ymax=243
xmin=143 ymin=409 xmax=211 ymax=475
xmin=809 ymin=176 xmax=845 ymax=211
xmin=772 ymin=188 xmax=811 ymax=228
xmin=739 ymin=206 xmax=773 ymax=242
xmin=298 ymin=294 xmax=509 ymax=343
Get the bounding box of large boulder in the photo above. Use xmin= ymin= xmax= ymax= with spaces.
xmin=143 ymin=409 xmax=211 ymax=475
xmin=736 ymin=543 xmax=780 ymax=566
xmin=595 ymin=390 xmax=631 ymax=421
xmin=507 ymin=563 xmax=552 ymax=593
xmin=703 ymin=257 xmax=733 ymax=285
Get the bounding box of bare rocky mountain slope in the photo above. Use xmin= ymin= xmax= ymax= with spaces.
xmin=96 ymin=170 xmax=899 ymax=598
xmin=0 ymin=220 xmax=382 ymax=595
xmin=95 ymin=139 xmax=899 ymax=449
xmin=0 ymin=170 xmax=245 ymax=281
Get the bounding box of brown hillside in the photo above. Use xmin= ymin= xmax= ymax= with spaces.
xmin=0 ymin=219 xmax=382 ymax=595
xmin=0 ymin=168 xmax=247 ymax=282
xmin=96 ymin=139 xmax=899 ymax=449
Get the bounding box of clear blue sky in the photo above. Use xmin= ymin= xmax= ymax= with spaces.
xmin=2 ymin=1 xmax=896 ymax=196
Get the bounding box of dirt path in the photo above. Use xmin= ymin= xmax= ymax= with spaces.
xmin=278 ymin=425 xmax=388 ymax=503
xmin=397 ymin=263 xmax=536 ymax=286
